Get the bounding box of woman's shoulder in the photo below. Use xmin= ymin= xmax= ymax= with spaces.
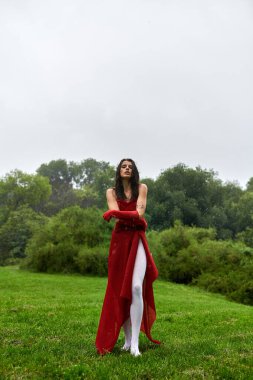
xmin=106 ymin=188 xmax=116 ymax=199
xmin=139 ymin=183 xmax=148 ymax=192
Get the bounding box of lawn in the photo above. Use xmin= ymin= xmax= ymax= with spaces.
xmin=0 ymin=266 xmax=253 ymax=379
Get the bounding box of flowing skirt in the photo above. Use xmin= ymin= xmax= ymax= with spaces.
xmin=95 ymin=223 xmax=160 ymax=354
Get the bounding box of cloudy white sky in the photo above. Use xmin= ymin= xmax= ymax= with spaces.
xmin=0 ymin=0 xmax=253 ymax=187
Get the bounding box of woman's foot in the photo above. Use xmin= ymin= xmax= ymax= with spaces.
xmin=122 ymin=318 xmax=132 ymax=352
xmin=121 ymin=342 xmax=131 ymax=351
xmin=130 ymin=346 xmax=141 ymax=357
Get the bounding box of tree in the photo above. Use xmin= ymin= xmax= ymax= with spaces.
xmin=37 ymin=159 xmax=72 ymax=188
xmin=0 ymin=170 xmax=51 ymax=214
xmin=37 ymin=159 xmax=76 ymax=214
xmin=36 ymin=158 xmax=115 ymax=214
xmin=246 ymin=177 xmax=253 ymax=192
xmin=148 ymin=163 xmax=224 ymax=230
xmin=234 ymin=192 xmax=253 ymax=233
xmin=69 ymin=158 xmax=115 ymax=189
xmin=69 ymin=159 xmax=115 ymax=207
xmin=0 ymin=205 xmax=47 ymax=264
xmin=92 ymin=166 xmax=115 ymax=207
xmin=220 ymin=181 xmax=243 ymax=237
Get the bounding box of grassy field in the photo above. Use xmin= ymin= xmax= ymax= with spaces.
xmin=0 ymin=266 xmax=253 ymax=380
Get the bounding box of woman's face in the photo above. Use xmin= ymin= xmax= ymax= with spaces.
xmin=120 ymin=160 xmax=133 ymax=179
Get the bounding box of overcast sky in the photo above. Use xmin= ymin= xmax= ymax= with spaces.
xmin=0 ymin=0 xmax=253 ymax=187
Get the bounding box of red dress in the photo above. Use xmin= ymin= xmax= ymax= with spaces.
xmin=95 ymin=199 xmax=160 ymax=355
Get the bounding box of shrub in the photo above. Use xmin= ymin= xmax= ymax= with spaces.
xmin=24 ymin=206 xmax=112 ymax=273
xmin=25 ymin=241 xmax=79 ymax=273
xmin=146 ymin=230 xmax=162 ymax=263
xmin=158 ymin=222 xmax=215 ymax=257
xmin=156 ymin=223 xmax=216 ymax=283
xmin=230 ymin=281 xmax=253 ymax=306
xmin=168 ymin=243 xmax=203 ymax=284
xmin=74 ymin=246 xmax=108 ymax=276
xmin=0 ymin=205 xmax=47 ymax=265
xmin=237 ymin=227 xmax=253 ymax=248
xmin=155 ymin=223 xmax=253 ymax=305
xmin=193 ymin=271 xmax=247 ymax=295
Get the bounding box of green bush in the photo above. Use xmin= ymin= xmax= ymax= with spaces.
xmin=0 ymin=205 xmax=47 ymax=265
xmin=154 ymin=223 xmax=253 ymax=305
xmin=237 ymin=227 xmax=253 ymax=248
xmin=74 ymin=246 xmax=108 ymax=276
xmin=193 ymin=271 xmax=247 ymax=296
xmin=156 ymin=223 xmax=217 ymax=283
xmin=158 ymin=221 xmax=215 ymax=257
xmin=25 ymin=241 xmax=79 ymax=273
xmin=24 ymin=206 xmax=111 ymax=273
xmin=230 ymin=281 xmax=253 ymax=305
xmin=168 ymin=243 xmax=203 ymax=284
xmin=194 ymin=273 xmax=231 ymax=294
xmin=146 ymin=230 xmax=162 ymax=263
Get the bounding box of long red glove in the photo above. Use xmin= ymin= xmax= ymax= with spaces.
xmin=103 ymin=209 xmax=139 ymax=222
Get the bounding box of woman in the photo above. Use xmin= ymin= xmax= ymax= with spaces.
xmin=95 ymin=158 xmax=160 ymax=356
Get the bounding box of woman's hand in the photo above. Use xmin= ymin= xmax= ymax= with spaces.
xmin=103 ymin=210 xmax=113 ymax=222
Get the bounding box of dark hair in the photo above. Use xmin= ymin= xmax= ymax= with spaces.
xmin=115 ymin=158 xmax=140 ymax=200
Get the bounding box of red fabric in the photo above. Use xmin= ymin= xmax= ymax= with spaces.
xmin=95 ymin=199 xmax=161 ymax=355
xmin=103 ymin=209 xmax=139 ymax=222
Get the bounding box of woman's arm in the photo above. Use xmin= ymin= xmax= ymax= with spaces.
xmin=136 ymin=183 xmax=148 ymax=218
xmin=106 ymin=188 xmax=120 ymax=211
xmin=103 ymin=185 xmax=148 ymax=223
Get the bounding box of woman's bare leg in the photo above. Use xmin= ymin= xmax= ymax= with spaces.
xmin=130 ymin=239 xmax=147 ymax=356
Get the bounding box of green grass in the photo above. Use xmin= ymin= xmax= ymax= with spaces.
xmin=1 ymin=266 xmax=253 ymax=380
